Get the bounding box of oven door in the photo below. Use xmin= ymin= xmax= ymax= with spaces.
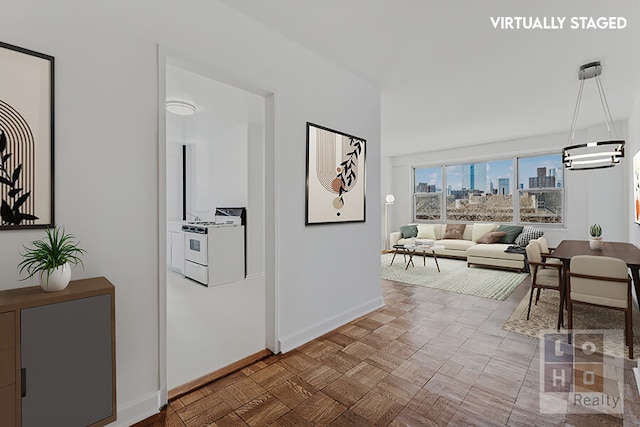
xmin=185 ymin=260 xmax=208 ymax=285
xmin=184 ymin=232 xmax=207 ymax=265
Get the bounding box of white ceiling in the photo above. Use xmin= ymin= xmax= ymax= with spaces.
xmin=220 ymin=0 xmax=640 ymax=156
xmin=165 ymin=63 xmax=265 ymax=145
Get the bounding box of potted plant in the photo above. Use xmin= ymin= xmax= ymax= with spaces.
xmin=589 ymin=223 xmax=603 ymax=251
xmin=18 ymin=226 xmax=86 ymax=292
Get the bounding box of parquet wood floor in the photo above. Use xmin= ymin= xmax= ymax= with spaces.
xmin=135 ymin=277 xmax=640 ymax=426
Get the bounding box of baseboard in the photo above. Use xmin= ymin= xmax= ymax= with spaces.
xmin=278 ymin=296 xmax=385 ymax=353
xmin=245 ymin=272 xmax=265 ymax=280
xmin=110 ymin=391 xmax=160 ymax=427
xmin=168 ymin=349 xmax=272 ymax=400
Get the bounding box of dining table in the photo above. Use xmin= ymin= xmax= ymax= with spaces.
xmin=549 ymin=239 xmax=640 ymax=307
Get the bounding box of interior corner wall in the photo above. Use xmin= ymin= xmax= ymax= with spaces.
xmin=0 ymin=1 xmax=381 ymax=425
xmin=387 ymin=122 xmax=628 ymax=248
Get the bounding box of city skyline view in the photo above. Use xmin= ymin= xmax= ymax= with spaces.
xmin=415 ymin=154 xmax=563 ymax=192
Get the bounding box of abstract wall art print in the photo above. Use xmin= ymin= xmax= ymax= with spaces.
xmin=306 ymin=122 xmax=366 ymax=225
xmin=0 ymin=42 xmax=54 ymax=230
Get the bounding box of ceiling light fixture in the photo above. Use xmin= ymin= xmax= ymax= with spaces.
xmin=166 ymin=100 xmax=196 ymax=116
xmin=563 ymin=61 xmax=625 ymax=171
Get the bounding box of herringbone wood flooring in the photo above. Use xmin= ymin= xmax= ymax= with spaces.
xmin=135 ymin=277 xmax=640 ymax=426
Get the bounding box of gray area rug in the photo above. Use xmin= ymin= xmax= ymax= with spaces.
xmin=502 ymin=290 xmax=638 ymax=359
xmin=380 ymin=253 xmax=527 ymax=301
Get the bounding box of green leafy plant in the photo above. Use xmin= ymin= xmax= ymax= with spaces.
xmin=17 ymin=226 xmax=86 ymax=281
xmin=589 ymin=223 xmax=602 ymax=238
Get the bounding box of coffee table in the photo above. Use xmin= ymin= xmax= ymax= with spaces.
xmin=396 ymin=244 xmax=444 ymax=272
xmin=390 ymin=244 xmax=408 ymax=266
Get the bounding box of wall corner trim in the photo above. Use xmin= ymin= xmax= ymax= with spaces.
xmin=110 ymin=391 xmax=160 ymax=427
xmin=278 ymin=296 xmax=385 ymax=353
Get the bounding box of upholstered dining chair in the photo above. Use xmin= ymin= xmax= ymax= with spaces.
xmin=534 ymin=237 xmax=562 ymax=266
xmin=525 ymin=240 xmax=564 ymax=329
xmin=568 ymin=255 xmax=633 ymax=359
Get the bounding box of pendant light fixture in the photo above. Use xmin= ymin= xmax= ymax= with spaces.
xmin=562 ymin=61 xmax=624 ymax=171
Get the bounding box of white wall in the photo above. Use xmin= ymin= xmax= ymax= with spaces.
xmin=387 ymin=122 xmax=628 ymax=248
xmin=0 ymin=1 xmax=382 ymax=425
xmin=168 ymin=123 xmax=252 ymax=222
xmin=209 ymin=124 xmax=249 ymax=211
xmin=166 ymin=142 xmax=183 ymax=222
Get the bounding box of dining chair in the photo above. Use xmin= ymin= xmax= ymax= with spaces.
xmin=525 ymin=240 xmax=564 ymax=329
xmin=568 ymin=255 xmax=633 ymax=359
xmin=534 ymin=237 xmax=562 ymax=266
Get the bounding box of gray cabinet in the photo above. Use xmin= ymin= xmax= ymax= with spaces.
xmin=0 ymin=277 xmax=116 ymax=427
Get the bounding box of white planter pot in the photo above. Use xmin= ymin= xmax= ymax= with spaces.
xmin=39 ymin=263 xmax=71 ymax=292
xmin=589 ymin=237 xmax=604 ymax=251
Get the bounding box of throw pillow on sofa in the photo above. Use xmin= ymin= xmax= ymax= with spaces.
xmin=515 ymin=226 xmax=544 ymax=247
xmin=477 ymin=231 xmax=507 ymax=244
xmin=472 ymin=223 xmax=497 ymax=242
xmin=400 ymin=225 xmax=418 ymax=239
xmin=417 ymin=224 xmax=437 ymax=240
xmin=443 ymin=224 xmax=466 ymax=239
xmin=497 ymin=225 xmax=524 ymax=244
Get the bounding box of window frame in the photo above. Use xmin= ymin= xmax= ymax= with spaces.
xmin=413 ymin=165 xmax=444 ymax=221
xmin=515 ymin=154 xmax=565 ymax=226
xmin=412 ymin=152 xmax=565 ymax=227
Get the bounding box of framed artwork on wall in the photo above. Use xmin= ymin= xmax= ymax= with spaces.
xmin=306 ymin=122 xmax=366 ymax=225
xmin=0 ymin=41 xmax=54 ymax=230
xmin=634 ymin=150 xmax=640 ymax=225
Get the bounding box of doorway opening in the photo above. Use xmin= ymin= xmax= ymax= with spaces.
xmin=158 ymin=50 xmax=276 ymax=401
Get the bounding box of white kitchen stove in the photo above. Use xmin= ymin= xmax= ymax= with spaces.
xmin=182 ymin=208 xmax=245 ymax=286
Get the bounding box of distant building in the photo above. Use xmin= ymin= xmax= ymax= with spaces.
xmin=498 ymin=178 xmax=510 ymax=196
xmin=416 ymin=183 xmax=437 ymax=193
xmin=462 ymin=163 xmax=487 ymax=192
xmin=549 ymin=167 xmax=563 ymax=187
xmin=450 ymin=189 xmax=469 ymax=199
xmin=529 ymin=167 xmax=556 ymax=188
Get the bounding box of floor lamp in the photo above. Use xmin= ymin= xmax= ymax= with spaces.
xmin=384 ymin=194 xmax=395 ymax=250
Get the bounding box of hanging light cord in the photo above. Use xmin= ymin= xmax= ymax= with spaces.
xmin=568 ymin=80 xmax=584 ymax=144
xmin=595 ymin=75 xmax=618 ymax=139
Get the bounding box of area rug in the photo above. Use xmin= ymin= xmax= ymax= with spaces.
xmin=380 ymin=253 xmax=527 ymax=301
xmin=502 ymin=291 xmax=639 ymax=359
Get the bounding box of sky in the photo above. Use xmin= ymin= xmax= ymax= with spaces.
xmin=415 ymin=154 xmax=563 ymax=191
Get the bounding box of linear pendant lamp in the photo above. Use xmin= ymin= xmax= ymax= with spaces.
xmin=562 ymin=61 xmax=625 ymax=171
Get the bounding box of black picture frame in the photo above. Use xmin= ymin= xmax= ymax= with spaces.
xmin=0 ymin=41 xmax=54 ymax=230
xmin=305 ymin=122 xmax=366 ymax=225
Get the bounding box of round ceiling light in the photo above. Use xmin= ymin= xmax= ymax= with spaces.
xmin=166 ymin=100 xmax=196 ymax=116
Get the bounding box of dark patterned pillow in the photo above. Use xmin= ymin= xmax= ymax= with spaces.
xmin=400 ymin=225 xmax=418 ymax=239
xmin=497 ymin=225 xmax=524 ymax=244
xmin=515 ymin=226 xmax=544 ymax=247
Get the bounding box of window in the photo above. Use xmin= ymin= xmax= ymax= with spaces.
xmin=414 ymin=166 xmax=442 ymax=220
xmin=517 ymin=154 xmax=564 ymax=224
xmin=413 ymin=153 xmax=564 ymax=225
xmin=445 ymin=160 xmax=513 ymax=222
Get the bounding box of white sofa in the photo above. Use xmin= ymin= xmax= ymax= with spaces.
xmin=389 ymin=223 xmax=526 ymax=272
